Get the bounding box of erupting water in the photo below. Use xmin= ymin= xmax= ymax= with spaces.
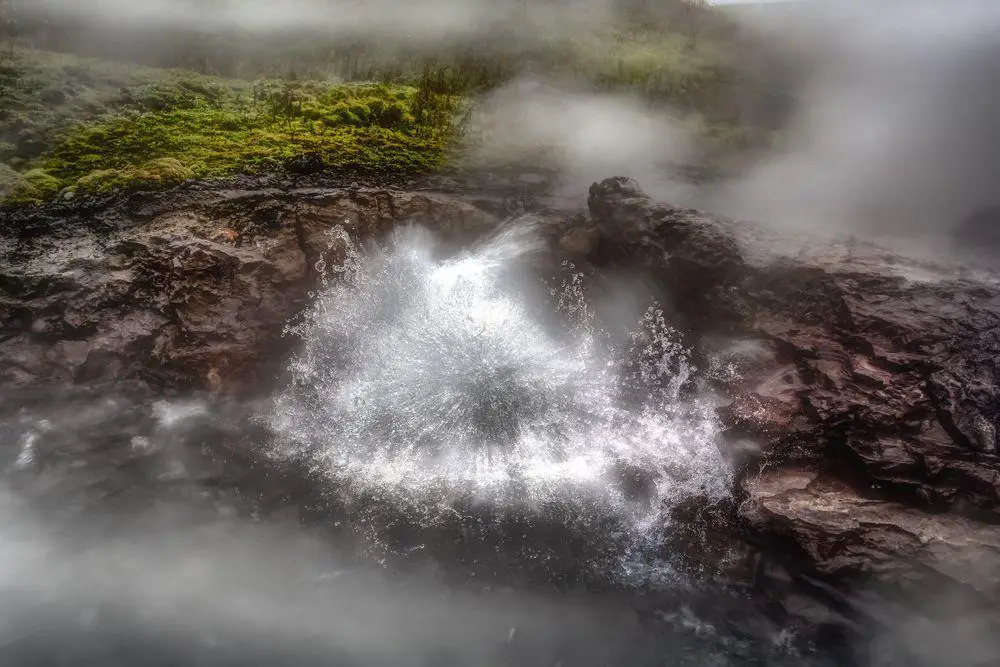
xmin=270 ymin=220 xmax=730 ymax=582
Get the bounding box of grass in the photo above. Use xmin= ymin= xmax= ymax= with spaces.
xmin=552 ymin=27 xmax=730 ymax=108
xmin=1 ymin=52 xmax=461 ymax=205
xmin=0 ymin=8 xmax=780 ymax=207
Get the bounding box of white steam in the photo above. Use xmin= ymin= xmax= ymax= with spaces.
xmin=713 ymin=0 xmax=1000 ymax=237
xmin=466 ymin=77 xmax=700 ymax=203
xmin=26 ymin=0 xmax=618 ymax=42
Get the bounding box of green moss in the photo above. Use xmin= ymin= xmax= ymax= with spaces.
xmin=23 ymin=168 xmax=61 ymax=192
xmin=136 ymin=157 xmax=195 ymax=183
xmin=1 ymin=27 xmax=772 ymax=207
xmin=0 ymin=167 xmax=62 ymax=204
xmin=75 ymin=169 xmax=128 ymax=193
xmin=7 ymin=79 xmax=460 ymax=203
xmin=0 ymin=163 xmax=24 ymax=192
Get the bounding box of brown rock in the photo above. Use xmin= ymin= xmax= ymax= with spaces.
xmin=0 ymin=186 xmax=502 ymax=393
xmin=743 ymin=466 xmax=1000 ymax=601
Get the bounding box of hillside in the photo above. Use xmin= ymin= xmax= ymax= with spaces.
xmin=0 ymin=0 xmax=790 ymax=206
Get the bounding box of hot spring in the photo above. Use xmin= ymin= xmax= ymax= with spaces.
xmin=268 ymin=219 xmax=731 ymax=584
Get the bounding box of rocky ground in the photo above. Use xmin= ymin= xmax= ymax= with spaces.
xmin=2 ymin=172 xmax=999 ymax=654
xmin=585 ymin=177 xmax=1000 ymax=643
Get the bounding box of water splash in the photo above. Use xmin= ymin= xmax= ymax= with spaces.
xmin=269 ymin=220 xmax=730 ymax=582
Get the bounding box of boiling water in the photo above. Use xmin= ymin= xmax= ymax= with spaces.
xmin=269 ymin=221 xmax=730 ymax=582
xmin=0 ymin=221 xmax=852 ymax=666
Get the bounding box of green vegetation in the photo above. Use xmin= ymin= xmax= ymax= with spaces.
xmin=0 ymin=1 xmax=786 ymax=206
xmin=43 ymin=79 xmax=458 ymax=193
xmin=555 ymin=27 xmax=727 ymax=105
xmin=0 ymin=52 xmax=461 ymax=204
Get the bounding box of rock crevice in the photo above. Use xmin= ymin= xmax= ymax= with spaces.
xmin=3 ymin=174 xmax=999 ymax=626
xmin=584 ymin=176 xmax=1000 ymax=607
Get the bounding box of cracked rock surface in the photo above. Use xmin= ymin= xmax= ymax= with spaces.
xmin=0 ymin=184 xmax=498 ymax=390
xmin=585 ymin=176 xmax=1000 ymax=609
xmin=4 ymin=173 xmax=999 ymax=636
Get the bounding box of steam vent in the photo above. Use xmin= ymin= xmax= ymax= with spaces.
xmin=2 ymin=1 xmax=999 ymax=665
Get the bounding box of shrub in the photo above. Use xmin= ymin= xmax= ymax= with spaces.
xmin=23 ymin=168 xmax=60 ymax=193
xmin=135 ymin=157 xmax=194 ymax=184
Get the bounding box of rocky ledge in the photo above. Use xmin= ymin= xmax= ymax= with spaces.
xmin=585 ymin=177 xmax=1000 ymax=616
xmin=0 ymin=182 xmax=508 ymax=390
xmin=3 ymin=174 xmax=999 ymax=639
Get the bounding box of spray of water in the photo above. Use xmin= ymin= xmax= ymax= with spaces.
xmin=269 ymin=219 xmax=729 ymax=582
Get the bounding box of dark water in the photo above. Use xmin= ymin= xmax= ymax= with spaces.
xmin=1 ymin=223 xmax=984 ymax=667
xmin=0 ymin=388 xmax=839 ymax=667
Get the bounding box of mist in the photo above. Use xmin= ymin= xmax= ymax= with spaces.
xmin=711 ymin=0 xmax=1000 ymax=238
xmin=21 ymin=0 xmax=618 ymax=44
xmin=5 ymin=2 xmax=1000 ymax=664
xmin=466 ymin=77 xmax=701 ymax=204
xmin=0 ymin=486 xmax=658 ymax=666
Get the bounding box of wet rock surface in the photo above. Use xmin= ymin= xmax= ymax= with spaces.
xmin=4 ymin=173 xmax=1000 ymax=659
xmin=0 ymin=179 xmax=503 ymax=391
xmin=585 ymin=177 xmax=1000 ymax=645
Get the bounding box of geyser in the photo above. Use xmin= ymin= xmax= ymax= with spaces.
xmin=269 ymin=220 xmax=730 ymax=582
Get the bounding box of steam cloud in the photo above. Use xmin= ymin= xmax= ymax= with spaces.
xmin=466 ymin=77 xmax=700 ymax=203
xmin=0 ymin=485 xmax=657 ymax=666
xmin=24 ymin=0 xmax=617 ymax=42
xmin=712 ymin=0 xmax=1000 ymax=238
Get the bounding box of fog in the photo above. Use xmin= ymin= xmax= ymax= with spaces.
xmin=21 ymin=0 xmax=1000 ymax=237
xmin=5 ymin=1 xmax=1000 ymax=664
xmin=466 ymin=77 xmax=701 ymax=204
xmin=711 ymin=0 xmax=1000 ymax=237
xmin=23 ymin=0 xmax=618 ymax=42
xmin=0 ymin=486 xmax=660 ymax=666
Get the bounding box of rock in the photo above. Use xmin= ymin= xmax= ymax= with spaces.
xmin=6 ymin=172 xmax=1000 ymax=636
xmin=586 ymin=176 xmax=1000 ymax=516
xmin=584 ymin=176 xmax=1000 ymax=622
xmin=286 ymin=152 xmax=325 ymax=175
xmin=743 ymin=466 xmax=1000 ymax=601
xmin=558 ymin=226 xmax=599 ymax=255
xmin=0 ymin=184 xmax=500 ymax=392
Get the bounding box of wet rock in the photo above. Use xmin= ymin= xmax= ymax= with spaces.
xmin=585 ymin=176 xmax=1000 ymax=621
xmin=0 ymin=185 xmax=501 ymax=393
xmin=586 ymin=176 xmax=1000 ymax=517
xmin=6 ymin=172 xmax=1000 ymax=631
xmin=742 ymin=466 xmax=1000 ymax=601
xmin=558 ymin=226 xmax=599 ymax=255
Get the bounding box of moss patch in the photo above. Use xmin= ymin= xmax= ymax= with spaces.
xmin=5 ymin=72 xmax=460 ymax=203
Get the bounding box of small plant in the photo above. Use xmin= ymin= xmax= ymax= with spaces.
xmin=5 ymin=78 xmax=460 ymax=205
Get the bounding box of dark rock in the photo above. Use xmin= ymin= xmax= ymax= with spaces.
xmin=954 ymin=205 xmax=1000 ymax=247
xmin=0 ymin=184 xmax=499 ymax=393
xmin=558 ymin=226 xmax=599 ymax=255
xmin=285 ymin=152 xmax=325 ymax=175
xmin=585 ymin=176 xmax=1000 ymax=519
xmin=584 ymin=177 xmax=1000 ymax=627
xmin=6 ymin=173 xmax=1000 ymax=641
xmin=742 ymin=465 xmax=1000 ymax=601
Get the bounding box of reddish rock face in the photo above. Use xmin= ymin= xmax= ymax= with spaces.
xmin=3 ymin=174 xmax=999 ymax=636
xmin=0 ymin=187 xmax=498 ymax=392
xmin=585 ymin=176 xmax=1000 ymax=607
